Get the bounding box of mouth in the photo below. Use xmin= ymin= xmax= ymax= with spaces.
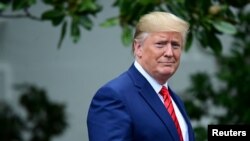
xmin=160 ymin=62 xmax=175 ymax=66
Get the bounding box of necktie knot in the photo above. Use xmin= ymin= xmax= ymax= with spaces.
xmin=159 ymin=86 xmax=169 ymax=99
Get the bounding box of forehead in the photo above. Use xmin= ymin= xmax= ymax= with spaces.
xmin=148 ymin=32 xmax=182 ymax=42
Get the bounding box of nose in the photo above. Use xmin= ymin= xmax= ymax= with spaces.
xmin=163 ymin=43 xmax=173 ymax=57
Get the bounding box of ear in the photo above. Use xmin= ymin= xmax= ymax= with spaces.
xmin=133 ymin=41 xmax=143 ymax=57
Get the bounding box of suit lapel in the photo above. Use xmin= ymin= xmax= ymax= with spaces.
xmin=127 ymin=65 xmax=180 ymax=141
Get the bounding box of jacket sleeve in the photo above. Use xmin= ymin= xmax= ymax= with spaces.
xmin=87 ymin=86 xmax=132 ymax=141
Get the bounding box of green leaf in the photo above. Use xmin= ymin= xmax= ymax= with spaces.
xmin=122 ymin=25 xmax=132 ymax=46
xmin=212 ymin=20 xmax=237 ymax=34
xmin=100 ymin=17 xmax=119 ymax=28
xmin=57 ymin=21 xmax=67 ymax=49
xmin=209 ymin=33 xmax=222 ymax=55
xmin=12 ymin=0 xmax=25 ymax=10
xmin=138 ymin=0 xmax=153 ymax=5
xmin=185 ymin=32 xmax=193 ymax=52
xmin=79 ymin=0 xmax=98 ymax=12
xmin=71 ymin=21 xmax=80 ymax=43
xmin=52 ymin=16 xmax=65 ymax=26
xmin=196 ymin=29 xmax=208 ymax=48
xmin=0 ymin=2 xmax=8 ymax=10
xmin=41 ymin=9 xmax=64 ymax=20
xmin=12 ymin=0 xmax=36 ymax=10
xmin=79 ymin=16 xmax=93 ymax=30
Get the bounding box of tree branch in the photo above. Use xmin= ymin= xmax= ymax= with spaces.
xmin=0 ymin=8 xmax=42 ymax=21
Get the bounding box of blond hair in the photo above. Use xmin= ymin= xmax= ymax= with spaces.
xmin=133 ymin=11 xmax=189 ymax=48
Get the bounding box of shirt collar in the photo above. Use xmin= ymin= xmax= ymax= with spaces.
xmin=134 ymin=61 xmax=168 ymax=94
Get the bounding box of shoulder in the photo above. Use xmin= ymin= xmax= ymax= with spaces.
xmin=102 ymin=71 xmax=133 ymax=92
xmin=92 ymin=64 xmax=144 ymax=101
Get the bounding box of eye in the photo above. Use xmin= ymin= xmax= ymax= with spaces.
xmin=171 ymin=42 xmax=181 ymax=49
xmin=155 ymin=41 xmax=167 ymax=48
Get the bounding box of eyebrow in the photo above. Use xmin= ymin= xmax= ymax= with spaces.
xmin=156 ymin=40 xmax=180 ymax=44
xmin=171 ymin=40 xmax=181 ymax=44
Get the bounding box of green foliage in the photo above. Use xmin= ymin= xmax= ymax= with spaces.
xmin=212 ymin=20 xmax=237 ymax=35
xmin=215 ymin=10 xmax=250 ymax=124
xmin=0 ymin=102 xmax=23 ymax=141
xmin=0 ymin=0 xmax=102 ymax=48
xmin=0 ymin=84 xmax=68 ymax=141
xmin=0 ymin=0 xmax=246 ymax=52
xmin=109 ymin=0 xmax=241 ymax=54
xmin=12 ymin=0 xmax=36 ymax=11
xmin=41 ymin=0 xmax=102 ymax=48
xmin=100 ymin=17 xmax=119 ymax=28
xmin=194 ymin=126 xmax=207 ymax=141
xmin=121 ymin=25 xmax=133 ymax=46
xmin=183 ymin=7 xmax=250 ymax=140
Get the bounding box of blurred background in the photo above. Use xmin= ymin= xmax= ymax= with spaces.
xmin=0 ymin=0 xmax=249 ymax=141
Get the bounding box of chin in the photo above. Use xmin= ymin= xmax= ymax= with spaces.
xmin=161 ymin=70 xmax=174 ymax=76
xmin=163 ymin=67 xmax=175 ymax=73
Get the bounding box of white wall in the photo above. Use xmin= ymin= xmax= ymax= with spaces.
xmin=0 ymin=1 xmax=218 ymax=141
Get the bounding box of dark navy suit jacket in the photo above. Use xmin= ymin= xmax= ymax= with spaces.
xmin=87 ymin=64 xmax=195 ymax=141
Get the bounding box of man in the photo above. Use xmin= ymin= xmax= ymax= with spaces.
xmin=87 ymin=11 xmax=195 ymax=141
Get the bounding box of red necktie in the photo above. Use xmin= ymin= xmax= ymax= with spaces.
xmin=160 ymin=86 xmax=183 ymax=141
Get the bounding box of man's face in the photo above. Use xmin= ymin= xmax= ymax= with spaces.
xmin=134 ymin=32 xmax=183 ymax=84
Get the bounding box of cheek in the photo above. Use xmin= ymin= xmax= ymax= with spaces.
xmin=141 ymin=48 xmax=154 ymax=59
xmin=174 ymin=51 xmax=181 ymax=61
xmin=142 ymin=46 xmax=163 ymax=64
xmin=147 ymin=52 xmax=162 ymax=64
